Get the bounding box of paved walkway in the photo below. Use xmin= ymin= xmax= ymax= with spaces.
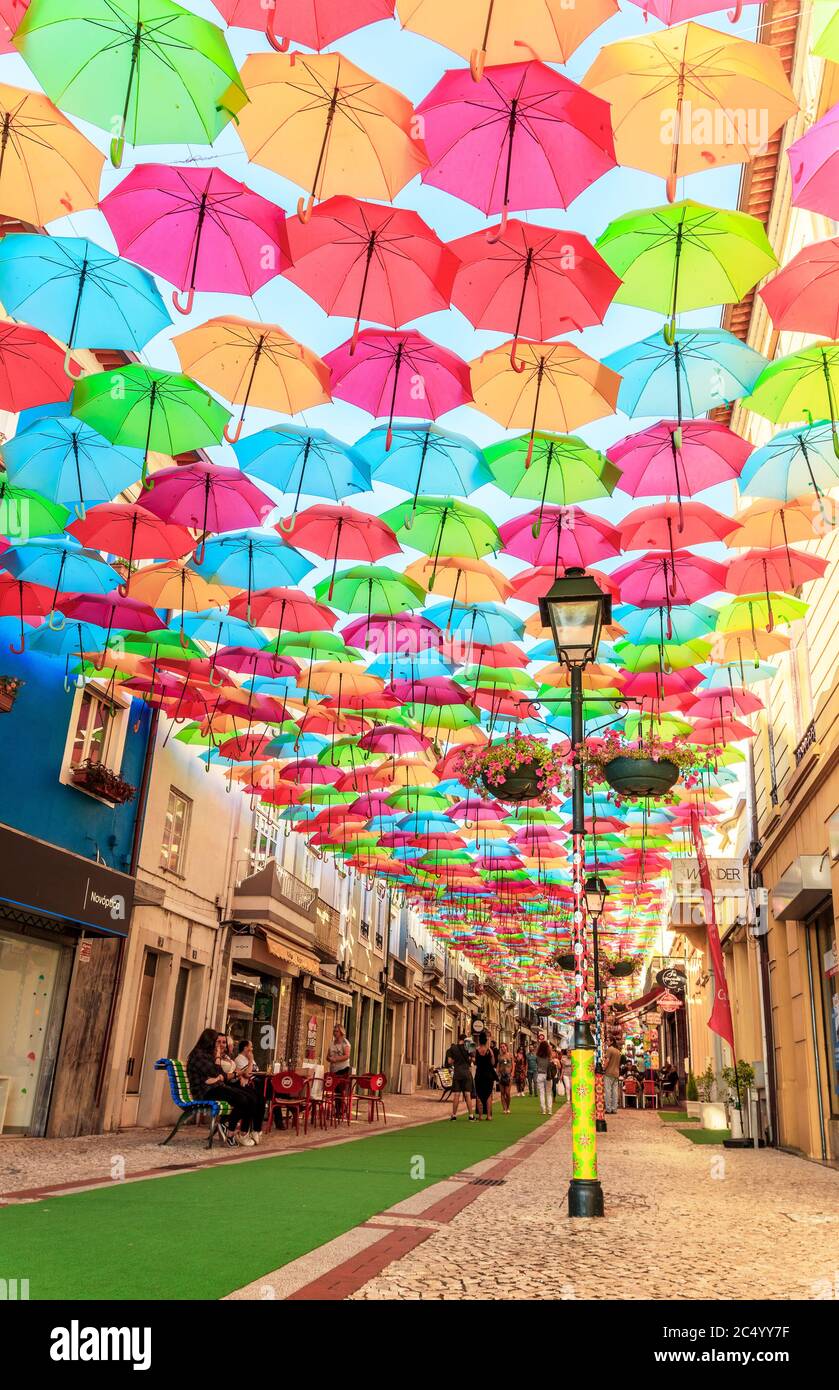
xmin=347 ymin=1109 xmax=839 ymax=1301
xmin=0 ymin=1089 xmax=449 ymax=1200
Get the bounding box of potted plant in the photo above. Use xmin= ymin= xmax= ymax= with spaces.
xmin=550 ymin=952 xmax=577 ymax=972
xmin=578 ymin=729 xmax=719 ymax=806
xmin=0 ymin=675 xmax=23 ymax=713
xmin=696 ymin=1060 xmax=727 ymax=1130
xmin=71 ymin=759 xmax=136 ymax=805
xmin=686 ymin=1070 xmax=701 ymax=1118
xmin=606 ymin=952 xmax=641 ymax=979
xmin=721 ymin=1059 xmax=755 ymax=1140
xmin=457 ymin=735 xmax=569 ymax=806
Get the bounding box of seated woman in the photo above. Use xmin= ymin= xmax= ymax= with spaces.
xmin=234 ymin=1038 xmax=257 ymax=1082
xmin=186 ymin=1030 xmax=265 ymax=1148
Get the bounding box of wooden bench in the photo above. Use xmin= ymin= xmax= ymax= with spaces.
xmin=154 ymin=1058 xmax=232 ymax=1149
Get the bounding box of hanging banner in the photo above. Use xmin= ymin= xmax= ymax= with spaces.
xmin=689 ymin=808 xmax=735 ymax=1051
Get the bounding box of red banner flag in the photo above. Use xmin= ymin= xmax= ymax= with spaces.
xmin=689 ymin=808 xmax=736 ymax=1051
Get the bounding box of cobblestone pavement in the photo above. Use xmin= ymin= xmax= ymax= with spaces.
xmin=350 ymin=1110 xmax=839 ymax=1301
xmin=0 ymin=1090 xmax=449 ymax=1197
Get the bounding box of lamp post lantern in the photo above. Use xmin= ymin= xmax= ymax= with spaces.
xmin=539 ymin=566 xmax=611 ymax=1220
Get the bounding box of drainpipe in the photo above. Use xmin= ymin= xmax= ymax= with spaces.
xmin=93 ymin=703 xmax=160 ymax=1112
xmin=804 ymin=925 xmax=829 ymax=1162
xmin=745 ymin=739 xmax=779 ymax=1146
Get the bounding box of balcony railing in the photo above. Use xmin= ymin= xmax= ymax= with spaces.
xmin=391 ymin=959 xmax=408 ymax=989
xmin=314 ymin=901 xmax=340 ymax=958
xmin=794 ymin=719 xmax=816 ymax=765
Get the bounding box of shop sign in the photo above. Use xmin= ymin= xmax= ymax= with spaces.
xmin=824 ymin=943 xmax=839 ymax=978
xmin=671 ymin=857 xmax=745 ymax=895
xmin=78 ymin=940 xmax=92 ymax=964
xmin=0 ymin=823 xmax=135 ymax=937
xmin=655 ymin=965 xmax=687 ymax=993
xmin=306 ymin=1014 xmax=318 ymax=1061
xmin=645 ymin=1011 xmax=662 ymax=1026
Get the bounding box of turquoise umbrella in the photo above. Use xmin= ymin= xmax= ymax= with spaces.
xmin=604 ymin=329 xmax=767 ymax=421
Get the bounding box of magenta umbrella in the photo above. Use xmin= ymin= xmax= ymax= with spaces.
xmin=687 ymin=687 xmax=764 ymax=720
xmin=499 ymin=505 xmax=621 ymax=570
xmin=57 ymin=589 xmax=160 ymax=668
xmin=624 ymin=1 xmax=745 ymax=21
xmin=611 ymin=551 xmax=728 ymax=635
xmin=100 ymin=165 xmax=292 ymax=316
xmin=358 ymin=725 xmax=432 ymax=755
xmin=788 ymin=103 xmax=839 ymax=221
xmin=416 ymin=61 xmax=615 ymax=237
xmin=341 ymin=611 xmax=444 ymax=655
xmin=609 ymin=418 xmax=751 ymax=520
xmin=324 ymin=329 xmax=472 ymax=448
xmin=140 ymin=463 xmax=274 ymax=562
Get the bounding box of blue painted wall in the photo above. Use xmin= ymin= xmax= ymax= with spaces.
xmin=0 ymin=631 xmax=150 ymax=873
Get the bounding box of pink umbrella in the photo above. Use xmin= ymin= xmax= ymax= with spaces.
xmin=416 ymin=62 xmax=615 ymax=236
xmin=690 ymin=716 xmax=756 ymax=744
xmin=621 ymin=667 xmax=704 ymax=699
xmin=624 ymin=1 xmax=745 ymax=22
xmin=611 ymin=551 xmax=728 ymax=634
xmin=686 ymin=688 xmax=764 ymax=719
xmin=618 ymin=501 xmax=737 ymax=553
xmin=759 ymin=238 xmax=839 ymax=340
xmin=140 ymin=463 xmax=274 ymax=561
xmin=213 ymin=647 xmax=300 ymax=679
xmin=57 ymin=589 xmax=160 ymax=667
xmin=499 ymin=505 xmax=621 ymax=569
xmin=788 ymin=103 xmax=839 ymax=221
xmin=100 ymin=165 xmax=291 ymax=315
xmin=216 ymin=0 xmax=394 ymax=52
xmin=324 ymin=329 xmax=472 ymax=447
xmin=0 ymin=0 xmax=28 ymax=52
xmin=609 ymin=418 xmax=751 ymax=518
xmin=510 ymin=563 xmax=620 ymax=606
xmin=341 ymin=611 xmax=444 ymax=655
xmin=358 ymin=725 xmax=432 ymax=755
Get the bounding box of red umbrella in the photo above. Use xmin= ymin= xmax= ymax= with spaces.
xmin=0 ymin=322 xmax=78 ymax=409
xmin=449 ymin=221 xmax=619 ymax=366
xmin=324 ymin=329 xmax=472 ymax=448
xmin=416 ymin=62 xmax=615 ymax=235
xmin=213 ymin=647 xmax=300 ymax=680
xmin=610 ymin=552 xmax=728 ymax=634
xmin=610 ymin=419 xmax=750 ymax=513
xmin=618 ymin=501 xmax=737 ymax=554
xmin=140 ymin=463 xmax=274 ymax=561
xmin=0 ymin=574 xmax=53 ymax=653
xmin=690 ymin=716 xmax=756 ymax=744
xmin=759 ymin=238 xmax=839 ymax=340
xmin=281 ymin=503 xmax=399 ymax=600
xmin=687 ymin=688 xmax=764 ymax=720
xmin=725 ymin=546 xmax=828 ymax=597
xmin=509 ymin=563 xmax=620 ymax=605
xmin=57 ymin=590 xmax=160 ymax=666
xmin=216 ymin=733 xmax=275 ymax=762
xmin=100 ymin=165 xmax=291 ymax=315
xmin=215 ymin=0 xmax=394 ymax=52
xmin=499 ymin=505 xmax=621 ymax=568
xmin=67 ymin=502 xmax=194 ymax=593
xmin=228 ymin=586 xmax=336 ymax=632
xmin=622 ymin=667 xmax=705 ymax=699
xmin=284 ymin=197 xmax=458 ymax=348
xmin=358 ymin=725 xmax=432 ymax=755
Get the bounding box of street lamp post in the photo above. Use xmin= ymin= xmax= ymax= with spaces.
xmin=539 ymin=566 xmax=610 ymax=1220
xmin=585 ymin=873 xmax=610 ymax=1134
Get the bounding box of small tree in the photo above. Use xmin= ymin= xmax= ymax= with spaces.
xmin=686 ymin=1070 xmax=698 ymax=1102
xmin=696 ymin=1061 xmax=716 ymax=1102
xmin=720 ymin=1060 xmax=755 ymax=1109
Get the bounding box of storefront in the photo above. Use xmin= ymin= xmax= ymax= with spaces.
xmin=225 ymin=926 xmax=320 ymax=1070
xmin=0 ymin=824 xmax=135 ymax=1136
xmin=299 ymin=974 xmax=353 ymax=1064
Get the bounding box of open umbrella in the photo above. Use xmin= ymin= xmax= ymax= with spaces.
xmin=139 ymin=462 xmax=274 ymax=561
xmin=325 ymin=330 xmax=472 ymax=448
xmin=0 ymin=80 xmax=104 ymax=225
xmin=233 ymin=426 xmax=369 ymax=524
xmin=759 ymin=238 xmax=839 ymax=340
xmin=485 ymin=433 xmax=618 ymax=534
xmin=470 ymin=340 xmax=620 ymax=466
xmin=0 ymin=235 xmax=169 ymax=374
xmin=316 ymin=565 xmax=425 ymax=615
xmin=724 ymin=498 xmax=830 ymax=552
xmin=100 ymin=164 xmax=291 ymax=315
xmin=725 ymin=547 xmax=828 ymax=600
xmin=739 ymin=421 xmax=839 ymax=504
xmin=604 ymin=329 xmax=767 ymax=423
xmin=15 ymin=0 xmax=246 ymax=167
xmin=417 ymin=61 xmax=615 ymax=234
xmin=67 ymin=501 xmax=193 ymax=592
xmin=611 ymin=552 xmax=728 ymax=632
xmin=236 ymin=51 xmax=427 ymax=220
xmin=355 ymin=423 xmax=489 ymax=516
xmin=71 ymin=365 xmax=231 ymax=488
xmin=404 ymin=556 xmax=511 ymax=609
xmin=618 ymin=501 xmax=736 ymax=551
xmin=499 ymin=505 xmax=620 ymax=566
xmin=172 ymin=317 xmax=331 ymax=443
xmin=744 ymin=344 xmax=839 ymax=459
xmin=1 ymin=415 xmax=143 ymax=519
xmin=192 ymin=528 xmax=313 ymax=619
xmin=216 ymin=0 xmax=394 ymax=52
xmin=715 ymin=592 xmax=807 ymax=639
xmin=231 ymin=587 xmax=335 ymax=634
xmin=282 ymin=504 xmax=398 ymax=600
xmin=283 ymin=197 xmax=457 ymax=347
xmin=788 ymin=102 xmax=839 ymax=221
xmin=400 ymin=0 xmax=617 ymax=76
xmin=0 ymin=535 xmax=119 ymax=628
xmin=56 ymin=589 xmax=160 ymax=667
xmin=583 ymin=20 xmax=797 ymax=200
xmin=624 ymin=1 xmax=747 ymax=20
xmin=0 ymin=322 xmax=75 ymax=412
xmin=610 ymin=418 xmax=750 ymax=507
xmin=381 ymin=497 xmax=500 ymax=589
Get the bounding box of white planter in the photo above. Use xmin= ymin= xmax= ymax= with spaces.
xmin=685 ymin=1100 xmax=702 ymax=1118
xmin=700 ymin=1101 xmax=728 ymax=1131
xmin=728 ymin=1106 xmax=744 ymax=1140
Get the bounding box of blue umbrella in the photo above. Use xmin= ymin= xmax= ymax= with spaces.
xmin=0 ymin=236 xmax=170 ymax=369
xmin=192 ymin=529 xmax=312 ymax=619
xmin=366 ymin=650 xmax=452 ymax=681
xmin=264 ymin=731 xmax=328 ymax=758
xmin=604 ymin=329 xmax=767 ymax=420
xmin=738 ymin=420 xmax=839 ymax=500
xmin=26 ymin=617 xmax=109 ymax=690
xmin=0 ymin=536 xmax=120 ymax=622
xmin=355 ymin=422 xmax=491 ymax=518
xmin=181 ymin=609 xmax=265 ymax=650
xmin=233 ymin=426 xmax=370 ymax=521
xmin=616 ymin=602 xmax=718 ymax=645
xmin=424 ymin=601 xmax=524 ymax=645
xmin=697 ymin=660 xmax=777 ymax=687
xmin=2 ymin=414 xmax=144 ymax=518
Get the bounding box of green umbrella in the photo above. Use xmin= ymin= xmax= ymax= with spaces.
xmin=623 ymin=712 xmax=693 ymax=741
xmin=484 ymin=433 xmax=619 ymax=536
xmin=715 ymin=592 xmax=807 ymax=636
xmin=316 ymin=737 xmax=377 ymax=768
xmin=72 ymin=366 xmax=230 ymax=487
xmin=380 ymin=498 xmax=501 ymax=590
xmin=116 ymin=628 xmax=204 ymax=661
xmin=0 ymin=481 xmax=69 ymax=537
xmin=462 ymin=666 xmax=536 ymax=692
xmin=596 ymin=200 xmax=776 ymax=345
xmin=314 ymin=565 xmax=425 ymax=616
xmin=613 ymin=638 xmax=713 ymax=673
xmin=744 ymin=343 xmax=839 ymax=457
xmin=387 ymin=787 xmax=453 ymax=811
xmin=15 ymin=0 xmax=247 ymax=167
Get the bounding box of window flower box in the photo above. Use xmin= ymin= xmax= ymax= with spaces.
xmin=70 ymin=759 xmax=136 ymax=805
xmin=0 ymin=676 xmax=23 ymax=713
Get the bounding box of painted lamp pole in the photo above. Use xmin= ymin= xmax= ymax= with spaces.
xmin=539 ymin=567 xmax=610 ymax=1220
xmin=585 ymin=874 xmax=610 ymax=1135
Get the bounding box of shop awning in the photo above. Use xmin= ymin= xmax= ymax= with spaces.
xmin=309 ymin=979 xmax=353 ymax=1006
xmin=615 ymin=984 xmax=664 ymax=1018
xmin=264 ymin=934 xmax=320 ymax=973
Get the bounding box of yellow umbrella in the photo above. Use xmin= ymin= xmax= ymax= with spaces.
xmin=524 ymin=609 xmax=627 ymax=640
xmin=533 ymin=662 xmax=621 ymax=690
xmin=583 ymin=21 xmax=797 ymax=200
xmin=0 ymin=82 xmax=104 ymax=226
xmin=235 ymin=51 xmax=428 ymax=221
xmin=400 ymin=0 xmax=618 ymax=80
xmin=404 ymin=554 xmax=512 ymax=605
xmin=172 ymin=316 xmax=331 ymax=443
xmin=470 ymin=340 xmax=620 ymax=465
xmin=306 ymin=661 xmax=384 ymax=700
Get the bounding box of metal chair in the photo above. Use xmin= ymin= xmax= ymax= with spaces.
xmin=354 ymin=1072 xmax=387 ymax=1124
xmin=154 ymin=1058 xmax=232 ymax=1150
xmin=308 ymin=1072 xmax=336 ymax=1129
xmin=266 ymin=1071 xmax=310 ymax=1136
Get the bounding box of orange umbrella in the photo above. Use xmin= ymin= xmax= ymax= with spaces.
xmin=0 ymin=82 xmax=104 ymax=226
xmin=172 ymin=316 xmax=331 ymax=443
xmin=404 ymin=555 xmax=512 ymax=606
xmin=128 ymin=561 xmax=232 ymax=613
xmin=470 ymin=340 xmax=620 ymax=465
xmin=235 ymin=51 xmax=428 ymax=221
xmin=399 ymin=0 xmax=618 ymax=79
xmin=583 ymin=21 xmax=797 ymax=200
xmin=724 ymin=497 xmax=830 ymax=550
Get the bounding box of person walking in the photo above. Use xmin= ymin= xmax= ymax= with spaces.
xmin=603 ymin=1035 xmax=622 ymax=1115
xmin=526 ymin=1045 xmax=538 ymax=1096
xmin=474 ymin=1031 xmax=497 ymax=1120
xmin=496 ymin=1042 xmax=514 ymax=1114
xmin=513 ymin=1047 xmax=527 ymax=1096
xmin=444 ymin=1032 xmax=476 ymax=1120
xmin=535 ymin=1039 xmax=554 ymax=1115
xmin=549 ymin=1045 xmax=560 ymax=1106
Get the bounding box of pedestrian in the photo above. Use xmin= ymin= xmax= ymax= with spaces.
xmin=474 ymin=1031 xmax=498 ymax=1120
xmin=444 ymin=1031 xmax=476 ymax=1120
xmin=187 ymin=1029 xmax=258 ymax=1147
xmin=497 ymin=1042 xmax=513 ymax=1114
xmin=603 ymin=1035 xmax=622 ymax=1115
xmin=514 ymin=1047 xmax=527 ymax=1096
xmin=328 ymin=1022 xmax=352 ymax=1118
xmin=559 ymin=1049 xmax=571 ymax=1102
xmin=526 ymin=1044 xmax=538 ymax=1096
xmin=549 ymin=1045 xmax=560 ymax=1105
xmin=488 ymin=1036 xmax=500 ymax=1067
xmin=535 ymin=1039 xmax=554 ymax=1115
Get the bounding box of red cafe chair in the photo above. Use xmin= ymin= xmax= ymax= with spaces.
xmin=622 ymin=1076 xmax=639 ymax=1110
xmin=266 ymin=1071 xmax=310 ymax=1136
xmin=353 ymin=1073 xmax=387 ymax=1124
xmin=308 ymin=1072 xmax=336 ymax=1129
xmin=642 ymin=1079 xmax=659 ymax=1110
xmin=332 ymin=1072 xmax=354 ymax=1126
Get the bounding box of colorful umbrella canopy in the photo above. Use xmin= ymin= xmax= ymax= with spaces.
xmin=139 ymin=462 xmax=273 ymax=559
xmin=325 ymin=330 xmax=472 ymax=447
xmin=744 ymin=345 xmax=839 ymax=458
xmin=604 ymin=329 xmax=767 ymax=422
xmin=400 ymin=0 xmax=617 ymax=74
xmin=1 ymin=415 xmax=143 ymax=518
xmin=216 ymin=0 xmax=395 ymax=52
xmin=788 ymin=101 xmax=839 ymax=220
xmin=0 ymin=80 xmax=104 ymax=225
xmin=610 ymin=418 xmax=750 ymax=501
xmin=739 ymin=421 xmax=839 ymax=502
xmin=233 ymin=426 xmax=370 ymax=518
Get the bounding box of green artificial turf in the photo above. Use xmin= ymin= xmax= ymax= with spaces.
xmin=660 ymin=1111 xmax=700 ymax=1124
xmin=2 ymin=1100 xmax=549 ymax=1301
xmin=676 ymin=1126 xmax=731 ymax=1145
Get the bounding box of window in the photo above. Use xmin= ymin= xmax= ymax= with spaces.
xmin=160 ymin=788 xmax=191 ymax=874
xmin=70 ymin=688 xmax=117 ymax=768
xmin=250 ymin=805 xmax=281 ymax=873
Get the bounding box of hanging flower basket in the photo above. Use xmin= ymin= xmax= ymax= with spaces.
xmin=579 ymin=730 xmax=720 ymax=806
xmin=71 ymin=760 xmax=136 ymax=804
xmin=607 ymin=955 xmax=640 ymax=979
xmin=456 ymin=735 xmax=568 ymax=807
xmin=603 ymin=756 xmax=679 ymax=799
xmin=0 ymin=676 xmax=23 ymax=713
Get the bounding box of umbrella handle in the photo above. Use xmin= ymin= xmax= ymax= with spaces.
xmin=209 ymin=665 xmax=224 ymax=687
xmin=73 ymin=501 xmax=87 ymax=522
xmin=671 ymin=424 xmax=683 ymax=452
xmin=278 ymin=513 xmax=297 ymax=534
xmin=9 ymin=633 xmax=24 ymax=655
xmin=665 ymin=173 xmax=677 ymax=204
xmin=728 ymin=0 xmax=743 ymax=19
xmin=833 ymin=426 xmax=839 ymax=461
xmin=297 ymin=195 xmax=315 ymax=224
xmin=385 ymin=425 xmax=394 ymax=451
xmin=663 ymin=317 xmax=677 ymax=347
xmin=223 ymin=417 xmax=244 ymax=444
xmin=48 ymin=610 xmax=65 ymax=632
xmin=63 ymin=345 xmax=81 ymax=380
xmin=194 ymin=537 xmax=206 ymax=565
xmin=350 ymin=321 xmax=361 ymax=355
xmin=172 ymin=287 xmax=195 ymax=316
xmin=109 ymin=131 xmax=125 ymax=169
xmin=486 ymin=206 xmax=509 ymax=245
xmin=470 ymin=48 xmax=486 ymax=82
xmin=510 ymin=341 xmax=526 ymax=374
